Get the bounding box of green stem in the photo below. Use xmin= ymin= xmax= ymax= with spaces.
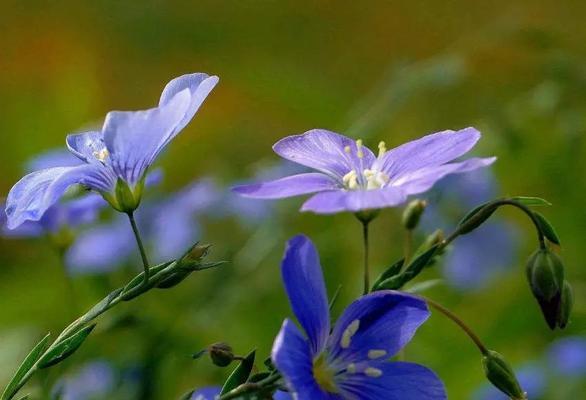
xmin=362 ymin=219 xmax=370 ymax=295
xmin=421 ymin=295 xmax=488 ymax=355
xmin=127 ymin=212 xmax=150 ymax=284
xmin=404 ymin=229 xmax=413 ymax=265
xmin=219 ymin=373 xmax=282 ymax=400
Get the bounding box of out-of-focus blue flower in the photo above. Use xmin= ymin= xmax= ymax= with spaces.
xmin=5 ymin=73 xmax=218 ymax=229
xmin=272 ymin=235 xmax=446 ymax=399
xmin=65 ymin=179 xmax=219 ymax=274
xmin=473 ymin=363 xmax=546 ymax=400
xmin=547 ymin=336 xmax=586 ymax=377
xmin=53 ymin=360 xmax=116 ymax=400
xmin=233 ymin=128 xmax=494 ymax=214
xmin=1 ymin=150 xmax=106 ymax=239
xmin=421 ymin=169 xmax=518 ymax=290
xmin=190 ymin=386 xmax=291 ymax=399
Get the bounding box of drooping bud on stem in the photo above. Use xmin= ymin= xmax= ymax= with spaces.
xmin=402 ymin=199 xmax=427 ymax=230
xmin=557 ymin=280 xmax=573 ymax=328
xmin=209 ymin=342 xmax=236 ymax=367
xmin=482 ymin=350 xmax=526 ymax=400
xmin=526 ymin=248 xmax=565 ymax=329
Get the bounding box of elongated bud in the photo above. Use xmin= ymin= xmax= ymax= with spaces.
xmin=103 ymin=178 xmax=145 ymax=213
xmin=457 ymin=202 xmax=498 ymax=235
xmin=209 ymin=342 xmax=235 ymax=367
xmin=402 ymin=199 xmax=427 ymax=230
xmin=526 ymin=248 xmax=564 ymax=329
xmin=557 ymin=280 xmax=573 ymax=329
xmin=482 ymin=350 xmax=526 ymax=400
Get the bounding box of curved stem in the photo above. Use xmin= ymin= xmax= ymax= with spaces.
xmin=127 ymin=212 xmax=151 ymax=284
xmin=420 ymin=295 xmax=488 ymax=355
xmin=362 ymin=220 xmax=370 ymax=295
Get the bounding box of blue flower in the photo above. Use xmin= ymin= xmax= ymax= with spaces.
xmin=1 ymin=149 xmax=105 ymax=238
xmin=190 ymin=386 xmax=291 ymax=399
xmin=233 ymin=128 xmax=494 ymax=214
xmin=53 ymin=360 xmax=116 ymax=400
xmin=547 ymin=336 xmax=586 ymax=377
xmin=421 ymin=169 xmax=518 ymax=290
xmin=5 ymin=73 xmax=218 ymax=229
xmin=473 ymin=363 xmax=546 ymax=400
xmin=272 ymin=235 xmax=446 ymax=399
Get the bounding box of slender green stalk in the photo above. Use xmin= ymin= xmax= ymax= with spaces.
xmin=362 ymin=219 xmax=370 ymax=295
xmin=127 ymin=212 xmax=151 ymax=284
xmin=219 ymin=373 xmax=282 ymax=400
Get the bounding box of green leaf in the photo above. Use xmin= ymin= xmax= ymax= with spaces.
xmin=402 ymin=245 xmax=440 ymax=281
xmin=79 ymin=288 xmax=123 ymax=324
xmin=38 ymin=324 xmax=96 ymax=369
xmin=533 ymin=211 xmax=561 ymax=245
xmin=371 ymin=259 xmax=404 ymax=290
xmin=405 ymin=279 xmax=444 ymax=294
xmin=457 ymin=202 xmax=498 ymax=234
xmin=220 ymin=350 xmax=256 ymax=395
xmin=328 ymin=284 xmax=342 ymax=311
xmin=510 ymin=196 xmax=552 ymax=207
xmin=1 ymin=333 xmax=51 ymax=400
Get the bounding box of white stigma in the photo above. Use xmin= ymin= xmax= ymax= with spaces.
xmin=365 ymin=367 xmax=383 ymax=378
xmin=93 ymin=148 xmax=109 ymax=162
xmin=340 ymin=319 xmax=360 ymax=349
xmin=367 ymin=349 xmax=387 ymax=360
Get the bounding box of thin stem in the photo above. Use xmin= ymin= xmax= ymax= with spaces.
xmin=127 ymin=212 xmax=150 ymax=284
xmin=362 ymin=219 xmax=370 ymax=295
xmin=219 ymin=373 xmax=282 ymax=400
xmin=421 ymin=295 xmax=488 ymax=355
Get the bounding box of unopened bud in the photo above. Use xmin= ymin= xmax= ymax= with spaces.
xmin=103 ymin=178 xmax=144 ymax=213
xmin=557 ymin=280 xmax=573 ymax=329
xmin=209 ymin=342 xmax=235 ymax=367
xmin=402 ymin=199 xmax=427 ymax=230
xmin=482 ymin=350 xmax=526 ymax=400
xmin=526 ymin=249 xmax=565 ymax=329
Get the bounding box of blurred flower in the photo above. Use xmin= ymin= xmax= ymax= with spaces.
xmin=547 ymin=336 xmax=586 ymax=377
xmin=473 ymin=363 xmax=546 ymax=400
xmin=5 ymin=73 xmax=218 ymax=229
xmin=272 ymin=235 xmax=446 ymax=399
xmin=53 ymin=360 xmax=116 ymax=400
xmin=66 ymin=179 xmax=219 ymax=274
xmin=233 ymin=128 xmax=494 ymax=214
xmin=190 ymin=386 xmax=291 ymax=399
xmin=1 ymin=149 xmax=105 ymax=239
xmin=421 ymin=169 xmax=518 ymax=290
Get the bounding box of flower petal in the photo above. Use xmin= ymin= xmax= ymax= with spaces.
xmin=376 ymin=127 xmax=482 ymax=177
xmin=232 ymin=173 xmax=336 ymax=199
xmin=272 ymin=319 xmax=334 ymax=400
xmin=5 ymin=164 xmax=114 ymax=230
xmin=66 ymin=131 xmax=108 ymax=164
xmin=339 ymin=362 xmax=446 ymax=400
xmin=392 ymin=157 xmax=496 ymax=196
xmin=328 ymin=291 xmax=429 ymax=363
xmin=300 ymin=188 xmax=407 ymax=214
xmin=27 ymin=149 xmax=82 ymax=171
xmin=190 ymin=386 xmax=221 ymax=400
xmin=273 ymin=129 xmax=375 ymax=180
xmin=103 ymin=89 xmax=191 ymax=185
xmin=281 ymin=235 xmax=330 ymax=355
xmin=159 ymin=73 xmax=219 ymax=135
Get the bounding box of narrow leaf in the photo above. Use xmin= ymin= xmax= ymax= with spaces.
xmin=533 ymin=211 xmax=561 ymax=245
xmin=405 ymin=279 xmax=444 ymax=294
xmin=510 ymin=196 xmax=552 ymax=207
xmin=38 ymin=324 xmax=95 ymax=369
xmin=220 ymin=350 xmax=256 ymax=395
xmin=80 ymin=288 xmax=123 ymax=324
xmin=371 ymin=259 xmax=404 ymax=290
xmin=402 ymin=244 xmax=440 ymax=281
xmin=1 ymin=333 xmax=51 ymax=400
xmin=328 ymin=284 xmax=342 ymax=311
xmin=457 ymin=202 xmax=498 ymax=234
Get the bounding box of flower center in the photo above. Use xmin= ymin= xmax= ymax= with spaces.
xmin=313 ymin=353 xmax=339 ymax=393
xmin=342 ymin=140 xmax=389 ymax=191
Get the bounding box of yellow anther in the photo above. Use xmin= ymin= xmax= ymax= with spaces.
xmin=378 ymin=141 xmax=387 ymax=157
xmin=365 ymin=367 xmax=383 ymax=378
xmin=344 ymin=145 xmax=351 ymax=154
xmin=93 ymin=148 xmax=109 ymax=162
xmin=343 ymin=170 xmax=358 ymax=190
xmin=355 ymin=139 xmax=364 ymax=158
xmin=367 ymin=349 xmax=388 ymax=360
xmin=346 ymin=363 xmax=357 ymax=374
xmin=340 ymin=319 xmax=360 ymax=349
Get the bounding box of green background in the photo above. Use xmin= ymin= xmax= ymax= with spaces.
xmin=1 ymin=1 xmax=585 ymax=398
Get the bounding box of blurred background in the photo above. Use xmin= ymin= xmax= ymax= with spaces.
xmin=1 ymin=1 xmax=585 ymax=399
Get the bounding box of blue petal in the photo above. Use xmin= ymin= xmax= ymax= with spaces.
xmin=281 ymin=235 xmax=330 ymax=355
xmin=300 ymin=187 xmax=407 ymax=214
xmin=232 ymin=173 xmax=336 ymax=199
xmin=190 ymin=386 xmax=221 ymax=400
xmin=5 ymin=164 xmax=114 ymax=229
xmin=159 ymin=73 xmax=219 ymax=135
xmin=328 ymin=291 xmax=429 ymax=363
xmin=271 ymin=319 xmax=334 ymax=400
xmin=66 ymin=131 xmax=108 ymax=164
xmin=339 ymin=362 xmax=446 ymax=400
xmin=40 ymin=194 xmax=106 ymax=233
xmin=27 ymin=149 xmax=82 ymax=171
xmin=547 ymin=336 xmax=586 ymax=377
xmin=102 ymin=89 xmax=191 ymax=186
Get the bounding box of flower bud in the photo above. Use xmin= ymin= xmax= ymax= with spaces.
xmin=557 ymin=280 xmax=573 ymax=329
xmin=103 ymin=178 xmax=145 ymax=213
xmin=209 ymin=342 xmax=235 ymax=367
xmin=482 ymin=350 xmax=526 ymax=400
xmin=402 ymin=199 xmax=427 ymax=230
xmin=526 ymin=249 xmax=564 ymax=329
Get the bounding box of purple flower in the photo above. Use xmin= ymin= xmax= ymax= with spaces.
xmin=190 ymin=386 xmax=291 ymax=399
xmin=547 ymin=336 xmax=586 ymax=377
xmin=473 ymin=364 xmax=546 ymax=400
xmin=272 ymin=235 xmax=446 ymax=399
xmin=53 ymin=360 xmax=116 ymax=400
xmin=5 ymin=73 xmax=218 ymax=229
xmin=421 ymin=170 xmax=518 ymax=290
xmin=233 ymin=128 xmax=494 ymax=214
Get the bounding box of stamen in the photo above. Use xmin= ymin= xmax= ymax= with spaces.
xmin=340 ymin=319 xmax=360 ymax=349
xmin=342 ymin=170 xmax=358 ymax=190
xmin=378 ymin=141 xmax=387 ymax=157
xmin=346 ymin=363 xmax=357 ymax=374
xmin=356 ymin=139 xmax=364 ymax=159
xmin=344 ymin=145 xmax=351 ymax=154
xmin=93 ymin=148 xmax=109 ymax=162
xmin=365 ymin=367 xmax=383 ymax=378
xmin=367 ymin=349 xmax=387 ymax=360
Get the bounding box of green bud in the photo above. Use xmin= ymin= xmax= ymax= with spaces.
xmin=209 ymin=342 xmax=235 ymax=367
xmin=526 ymin=249 xmax=565 ymax=329
xmin=482 ymin=350 xmax=526 ymax=400
xmin=557 ymin=280 xmax=573 ymax=329
xmin=102 ymin=178 xmax=145 ymax=213
xmin=457 ymin=202 xmax=498 ymax=235
xmin=402 ymin=199 xmax=427 ymax=230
